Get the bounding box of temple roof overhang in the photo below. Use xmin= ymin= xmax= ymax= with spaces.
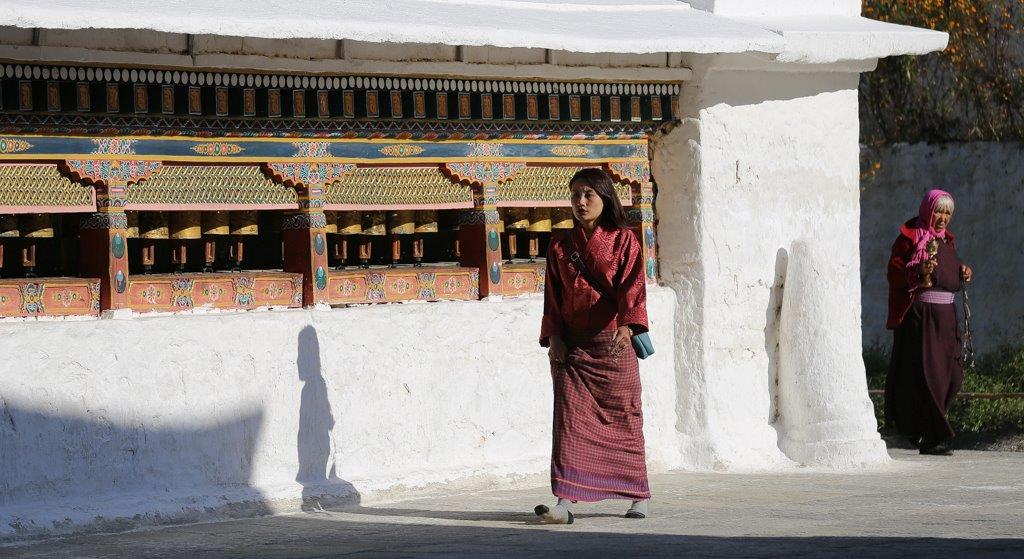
xmin=0 ymin=1 xmax=948 ymax=64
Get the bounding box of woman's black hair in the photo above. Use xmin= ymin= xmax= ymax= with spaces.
xmin=569 ymin=168 xmax=631 ymax=229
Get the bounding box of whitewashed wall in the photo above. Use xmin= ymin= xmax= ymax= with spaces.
xmin=861 ymin=142 xmax=1024 ymax=351
xmin=653 ymin=54 xmax=886 ymax=471
xmin=0 ymin=288 xmax=678 ymax=542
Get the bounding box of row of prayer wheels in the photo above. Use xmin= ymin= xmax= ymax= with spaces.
xmin=131 ymin=211 xmax=260 ymax=273
xmin=500 ymin=207 xmax=574 ymax=263
xmin=0 ymin=214 xmax=55 ymax=277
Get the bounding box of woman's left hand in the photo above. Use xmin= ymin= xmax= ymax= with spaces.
xmin=611 ymin=325 xmax=632 ymax=356
xmin=961 ymin=264 xmax=973 ymax=283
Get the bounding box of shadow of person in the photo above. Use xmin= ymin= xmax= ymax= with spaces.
xmin=296 ymin=324 xmax=359 ymax=511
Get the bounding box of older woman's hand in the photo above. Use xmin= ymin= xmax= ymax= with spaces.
xmin=611 ymin=325 xmax=633 ymax=357
xmin=961 ymin=264 xmax=973 ymax=282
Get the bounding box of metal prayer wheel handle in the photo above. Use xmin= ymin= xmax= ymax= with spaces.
xmin=139 ymin=211 xmax=170 ymax=274
xmin=170 ymin=211 xmax=202 ymax=273
xmin=528 ymin=208 xmax=552 ymax=262
xmin=920 ymin=238 xmax=940 ymax=289
xmin=387 ymin=210 xmax=416 ymax=267
xmin=413 ymin=210 xmax=437 ymax=267
xmin=229 ymin=210 xmax=259 ymax=272
xmin=504 ymin=208 xmax=531 ymax=263
xmin=19 ymin=214 xmax=52 ymax=278
xmin=200 ymin=212 xmax=231 ymax=273
xmin=20 ymin=243 xmax=37 ymax=278
xmin=361 ymin=211 xmax=387 ymax=267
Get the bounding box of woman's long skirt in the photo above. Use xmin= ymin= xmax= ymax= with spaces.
xmin=550 ymin=330 xmax=650 ymax=502
xmin=885 ymin=300 xmax=964 ymax=445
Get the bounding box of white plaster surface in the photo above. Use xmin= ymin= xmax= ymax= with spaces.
xmin=653 ymin=55 xmax=887 ymax=470
xmin=0 ymin=0 xmax=949 ymax=64
xmin=860 ymin=142 xmax=1024 ymax=351
xmin=0 ymin=288 xmax=679 ymax=542
xmin=0 ymin=0 xmax=784 ymax=56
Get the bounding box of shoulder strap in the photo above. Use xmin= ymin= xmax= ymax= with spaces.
xmin=567 ymin=231 xmax=614 ymax=300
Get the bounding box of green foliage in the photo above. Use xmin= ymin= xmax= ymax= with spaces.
xmin=864 ymin=344 xmax=1024 ymax=434
xmin=860 ymin=0 xmax=1024 ymax=144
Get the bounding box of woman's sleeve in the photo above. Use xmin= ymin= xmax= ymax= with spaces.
xmin=615 ymin=231 xmax=649 ymax=334
xmin=539 ymin=237 xmax=564 ymax=347
xmin=887 ymin=236 xmax=919 ymax=294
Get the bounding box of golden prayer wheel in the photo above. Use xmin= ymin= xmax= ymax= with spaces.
xmin=333 ymin=212 xmax=361 ymax=270
xmin=0 ymin=215 xmax=18 ymax=271
xmin=528 ymin=208 xmax=552 ymax=233
xmin=412 ymin=210 xmax=438 ymax=266
xmin=126 ymin=211 xmax=140 ymax=239
xmin=139 ymin=211 xmax=169 ymax=274
xmin=170 ymin=211 xmax=201 ymax=272
xmin=359 ymin=211 xmax=386 ymax=267
xmin=387 ymin=210 xmax=416 ymax=266
xmin=228 ymin=210 xmax=260 ymax=271
xmin=551 ymin=207 xmax=574 ymax=229
xmin=527 ymin=207 xmax=552 ymax=262
xmin=338 ymin=212 xmax=362 ymax=235
xmin=140 ymin=211 xmax=170 ymax=239
xmin=323 ymin=211 xmax=339 ymax=235
xmin=20 ymin=214 xmax=54 ymax=238
xmin=18 ymin=214 xmax=52 ymax=277
xmin=201 ymin=211 xmax=230 ymax=272
xmin=504 ymin=207 xmax=531 ymax=230
xmin=231 ymin=211 xmax=259 ymax=236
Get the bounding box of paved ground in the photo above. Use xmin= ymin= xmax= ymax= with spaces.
xmin=3 ymin=449 xmax=1023 ymax=558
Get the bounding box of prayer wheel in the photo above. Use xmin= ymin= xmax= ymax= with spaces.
xmin=139 ymin=211 xmax=169 ymax=274
xmin=413 ymin=210 xmax=438 ymax=266
xmin=169 ymin=211 xmax=201 ymax=272
xmin=229 ymin=210 xmax=259 ymax=271
xmin=0 ymin=215 xmax=19 ymax=272
xmin=201 ymin=211 xmax=230 ymax=272
xmin=438 ymin=210 xmax=461 ymax=260
xmin=359 ymin=211 xmax=386 ymax=267
xmin=125 ymin=211 xmax=140 ymax=239
xmin=504 ymin=207 xmax=530 ymax=263
xmin=19 ymin=214 xmax=53 ymax=278
xmin=551 ymin=207 xmax=574 ymax=230
xmin=387 ymin=210 xmax=416 ymax=267
xmin=334 ymin=211 xmax=361 ymax=270
xmin=527 ymin=207 xmax=552 ymax=262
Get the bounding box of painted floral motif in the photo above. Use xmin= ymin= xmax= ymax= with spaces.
xmin=20 ymin=283 xmax=44 ymax=314
xmin=367 ymin=273 xmax=387 ymax=301
xmin=234 ymin=276 xmax=255 ymax=307
xmin=628 ymin=143 xmax=649 ymax=159
xmin=0 ymin=138 xmax=33 ymax=154
xmin=444 ymin=162 xmax=525 ymax=186
xmin=291 ymin=276 xmax=304 ymax=306
xmin=388 ymin=277 xmax=412 ymax=295
xmin=417 ymin=273 xmax=437 ymax=299
xmin=467 ymin=142 xmax=504 ymax=158
xmin=66 ymin=160 xmax=162 ymax=184
xmin=140 ymin=284 xmax=163 ymax=305
xmin=170 ymin=277 xmax=195 ymax=308
xmin=549 ymin=145 xmax=590 ymax=157
xmin=90 ymin=138 xmax=137 ymax=155
xmin=267 ymin=163 xmax=354 ymax=187
xmin=505 ymin=273 xmax=530 ymax=291
xmin=51 ymin=288 xmax=82 ymax=308
xmin=379 ymin=144 xmax=425 ymax=157
xmin=291 ymin=142 xmax=332 ymax=158
xmin=263 ymin=282 xmax=285 ymax=300
xmin=440 ymin=276 xmax=465 ymax=295
xmin=191 ymin=142 xmax=245 ymax=156
xmin=606 ymin=161 xmax=650 ymax=186
xmin=335 ymin=279 xmax=360 ymax=297
xmin=202 ymin=283 xmax=226 ymax=301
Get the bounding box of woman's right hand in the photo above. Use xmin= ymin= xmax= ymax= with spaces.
xmin=548 ymin=335 xmax=569 ymax=366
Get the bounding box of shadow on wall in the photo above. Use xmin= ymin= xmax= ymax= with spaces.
xmin=296 ymin=325 xmax=360 ymax=511
xmin=0 ymin=400 xmax=268 ymax=543
xmin=765 ymin=247 xmax=789 ymax=426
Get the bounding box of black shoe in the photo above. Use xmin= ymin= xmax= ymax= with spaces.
xmin=920 ymin=441 xmax=954 ymax=456
xmin=624 ymin=511 xmax=646 ymax=519
xmin=534 ymin=504 xmax=574 ymax=524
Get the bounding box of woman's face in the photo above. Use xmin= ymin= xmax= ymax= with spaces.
xmin=931 ymin=207 xmax=953 ymax=234
xmin=570 ymin=181 xmax=604 ymax=225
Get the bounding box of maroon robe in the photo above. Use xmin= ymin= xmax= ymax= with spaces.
xmin=539 ymin=224 xmax=650 ymax=502
xmin=885 ymin=223 xmax=964 ymax=446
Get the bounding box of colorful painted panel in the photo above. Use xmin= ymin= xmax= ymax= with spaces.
xmin=128 ymin=272 xmax=302 ymax=313
xmin=0 ymin=278 xmax=100 ymax=318
xmin=328 ymin=266 xmax=479 ymax=305
xmin=501 ymin=262 xmax=546 ymax=297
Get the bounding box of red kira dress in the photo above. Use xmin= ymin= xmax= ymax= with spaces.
xmin=885 ymin=219 xmax=964 ymax=446
xmin=539 ymin=223 xmax=650 ymax=502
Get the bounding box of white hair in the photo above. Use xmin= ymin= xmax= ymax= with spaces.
xmin=935 ymin=195 xmax=955 ymax=213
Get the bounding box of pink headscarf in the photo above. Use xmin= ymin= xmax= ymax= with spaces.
xmin=908 ymin=188 xmax=953 ymax=267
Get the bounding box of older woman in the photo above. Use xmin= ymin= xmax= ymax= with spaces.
xmin=535 ymin=168 xmax=650 ymax=524
xmin=885 ymin=189 xmax=973 ymax=456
